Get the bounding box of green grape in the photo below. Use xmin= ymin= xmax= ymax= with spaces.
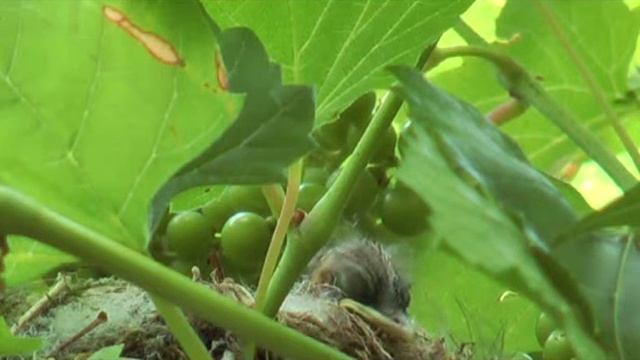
xmin=166 ymin=211 xmax=214 ymax=261
xmin=343 ymin=169 xmax=380 ymax=216
xmin=297 ymin=183 xmax=325 ymax=212
xmin=339 ymin=92 xmax=376 ymax=129
xmin=220 ymin=185 xmax=270 ymax=216
xmin=536 ymin=312 xmax=558 ymax=347
xmin=370 ymin=126 xmax=397 ymax=165
xmin=543 ymin=330 xmax=574 ymax=360
xmin=220 ymin=212 xmax=271 ymax=270
xmin=313 ymin=119 xmax=349 ymax=151
xmin=380 ymin=184 xmax=430 ymax=236
xmin=201 ymin=199 xmax=235 ymax=232
xmin=303 ymin=166 xmax=331 ymax=185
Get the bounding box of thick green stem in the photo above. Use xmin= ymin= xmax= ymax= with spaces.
xmin=0 ymin=187 xmax=351 ymax=360
xmin=151 ymin=296 xmax=212 ymax=360
xmin=432 ymin=45 xmax=636 ymax=190
xmin=261 ymin=93 xmax=405 ymax=317
xmin=533 ymin=0 xmax=640 ymax=174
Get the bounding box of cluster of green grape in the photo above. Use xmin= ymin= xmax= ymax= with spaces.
xmin=160 ymin=93 xmax=431 ymax=283
xmin=309 ymin=92 xmax=431 ymax=240
xmin=535 ymin=313 xmax=575 ymax=360
xmin=163 ymin=185 xmax=274 ymax=282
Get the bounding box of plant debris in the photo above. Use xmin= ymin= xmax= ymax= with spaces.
xmin=1 ymin=273 xmax=471 ymax=360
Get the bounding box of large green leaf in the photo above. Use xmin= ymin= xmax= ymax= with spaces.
xmin=3 ymin=236 xmax=76 ymax=287
xmin=394 ymin=67 xmax=577 ymax=245
xmin=0 ymin=1 xmax=239 ymax=279
xmin=0 ymin=317 xmax=42 ymax=356
xmin=392 ymin=67 xmax=604 ymax=359
xmin=203 ymin=0 xmax=473 ymax=124
xmin=411 ymin=247 xmax=540 ymax=357
xmin=433 ymin=0 xmax=640 ymax=173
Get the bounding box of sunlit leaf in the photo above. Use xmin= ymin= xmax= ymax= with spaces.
xmin=203 ymin=0 xmax=473 ymax=124
xmin=432 ymin=0 xmax=640 ymax=173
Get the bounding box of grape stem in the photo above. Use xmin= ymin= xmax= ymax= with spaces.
xmin=429 ymin=45 xmax=636 ymax=190
xmin=243 ymin=160 xmax=303 ymax=359
xmin=259 ymin=44 xmax=438 ymax=318
xmin=0 ymin=186 xmax=351 ymax=360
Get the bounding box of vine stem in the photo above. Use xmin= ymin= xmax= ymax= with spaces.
xmin=430 ymin=45 xmax=636 ymax=190
xmin=532 ymin=0 xmax=640 ymax=174
xmin=151 ymin=296 xmax=212 ymax=360
xmin=259 ymin=45 xmax=437 ymax=318
xmin=0 ymin=187 xmax=351 ymax=360
xmin=261 ymin=92 xmax=408 ymax=318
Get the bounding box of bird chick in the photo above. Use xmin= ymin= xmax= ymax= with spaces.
xmin=308 ymin=240 xmax=411 ymax=324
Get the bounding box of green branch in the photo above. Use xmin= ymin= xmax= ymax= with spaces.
xmin=260 ymin=91 xmax=404 ymax=316
xmin=533 ymin=0 xmax=640 ymax=174
xmin=431 ymin=45 xmax=637 ymax=190
xmin=259 ymin=45 xmax=438 ymax=318
xmin=151 ymin=296 xmax=212 ymax=360
xmin=0 ymin=186 xmax=351 ymax=360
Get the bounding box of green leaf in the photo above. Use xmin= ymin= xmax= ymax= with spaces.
xmin=0 ymin=0 xmax=240 ymax=274
xmin=411 ymin=247 xmax=540 ymax=356
xmin=433 ymin=0 xmax=640 ymax=173
xmin=0 ymin=317 xmax=42 ymax=356
xmin=149 ymin=27 xmax=315 ymax=235
xmin=392 ymin=67 xmax=605 ymax=359
xmin=393 ymin=67 xmax=577 ymax=245
xmin=88 ymin=344 xmax=124 ymax=360
xmin=554 ymin=232 xmax=640 ymax=359
xmin=3 ymin=236 xmax=76 ymax=287
xmin=203 ymin=0 xmax=473 ymax=124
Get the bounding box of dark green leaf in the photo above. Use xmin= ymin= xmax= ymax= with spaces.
xmin=149 ymin=27 xmax=315 ymax=235
xmin=554 ymin=231 xmax=640 ymax=359
xmin=392 ymin=67 xmax=604 ymax=359
xmin=203 ymin=0 xmax=473 ymax=124
xmin=393 ymin=66 xmax=577 ymax=245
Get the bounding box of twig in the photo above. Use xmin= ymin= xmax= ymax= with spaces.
xmin=48 ymin=310 xmax=108 ymax=357
xmin=11 ymin=273 xmax=71 ymax=334
xmin=487 ymin=98 xmax=528 ymax=125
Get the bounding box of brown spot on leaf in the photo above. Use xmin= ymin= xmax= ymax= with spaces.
xmin=103 ymin=6 xmax=184 ymax=67
xmin=215 ymin=52 xmax=229 ymax=91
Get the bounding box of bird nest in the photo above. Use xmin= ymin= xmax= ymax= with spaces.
xmin=1 ymin=273 xmax=471 ymax=360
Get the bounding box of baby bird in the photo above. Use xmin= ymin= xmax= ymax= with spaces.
xmin=308 ymin=240 xmax=411 ymax=324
